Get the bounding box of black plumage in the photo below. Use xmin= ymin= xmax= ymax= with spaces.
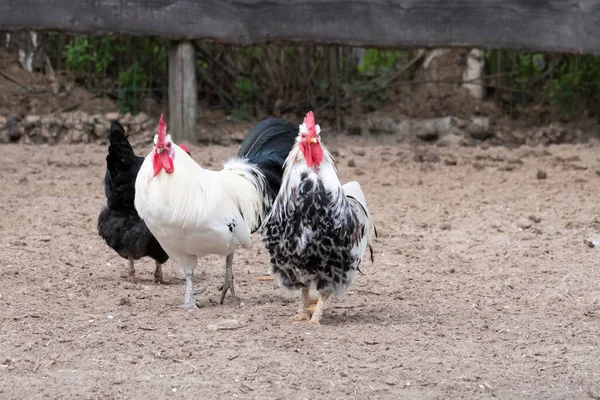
xmin=237 ymin=117 xmax=299 ymax=211
xmin=97 ymin=121 xmax=170 ymax=282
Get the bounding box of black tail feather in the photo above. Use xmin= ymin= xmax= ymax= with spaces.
xmin=106 ymin=121 xmax=139 ymax=173
xmin=104 ymin=121 xmax=144 ymax=210
xmin=238 ymin=118 xmax=297 ymax=199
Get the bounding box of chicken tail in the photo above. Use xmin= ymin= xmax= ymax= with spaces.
xmin=343 ymin=181 xmax=378 ymax=263
xmin=106 ymin=121 xmax=138 ymax=173
xmin=237 ymin=118 xmax=298 ymax=201
xmin=102 ymin=121 xmax=145 ymax=210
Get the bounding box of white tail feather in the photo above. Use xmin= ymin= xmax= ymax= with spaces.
xmin=343 ymin=181 xmax=377 ymax=261
xmin=222 ymin=158 xmax=269 ymax=232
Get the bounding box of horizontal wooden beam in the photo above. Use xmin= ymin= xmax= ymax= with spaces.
xmin=0 ymin=1 xmax=599 ymax=55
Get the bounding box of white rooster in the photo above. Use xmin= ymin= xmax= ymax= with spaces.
xmin=134 ymin=115 xmax=297 ymax=308
xmin=261 ymin=111 xmax=377 ymax=324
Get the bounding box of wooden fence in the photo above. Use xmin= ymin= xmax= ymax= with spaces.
xmin=1 ymin=0 xmax=599 ymax=142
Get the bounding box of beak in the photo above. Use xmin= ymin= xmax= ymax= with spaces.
xmin=309 ymin=137 xmax=318 ymax=144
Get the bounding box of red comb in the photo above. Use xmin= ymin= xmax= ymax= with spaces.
xmin=179 ymin=144 xmax=190 ymax=154
xmin=304 ymin=110 xmax=316 ymax=136
xmin=156 ymin=114 xmax=167 ymax=147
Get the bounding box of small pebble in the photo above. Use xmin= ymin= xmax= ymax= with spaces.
xmin=517 ymin=218 xmax=532 ymax=229
xmin=353 ymin=148 xmax=366 ymax=156
xmin=439 ymin=223 xmax=451 ymax=230
xmin=207 ymin=319 xmax=242 ymax=331
xmin=528 ymin=215 xmax=542 ymax=223
xmin=536 ymin=170 xmax=547 ymax=180
xmin=119 ymin=296 xmax=132 ymax=306
xmin=348 ymin=159 xmax=356 ymax=168
xmin=444 ymin=158 xmax=457 ymax=166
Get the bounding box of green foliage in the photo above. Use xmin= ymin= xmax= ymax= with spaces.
xmin=545 ymin=56 xmax=600 ymax=115
xmin=53 ymin=34 xmax=600 ymax=120
xmin=232 ymin=77 xmax=257 ymax=121
xmin=118 ymin=63 xmax=147 ymax=114
xmin=513 ymin=54 xmax=546 ymax=87
xmin=349 ymin=49 xmax=408 ymax=110
xmin=64 ymin=37 xmax=91 ymax=71
xmin=65 ymin=36 xmax=115 ymax=75
xmin=358 ymin=49 xmax=406 ymax=75
xmin=60 ymin=35 xmax=168 ymax=114
xmin=486 ymin=50 xmax=600 ymax=117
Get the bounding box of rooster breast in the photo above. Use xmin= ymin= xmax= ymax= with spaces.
xmin=261 ymin=164 xmax=365 ymax=295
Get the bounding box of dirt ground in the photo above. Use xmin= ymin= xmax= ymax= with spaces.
xmin=1 ymin=134 xmax=600 ymax=400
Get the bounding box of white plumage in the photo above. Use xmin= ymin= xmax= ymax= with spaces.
xmin=134 ymin=116 xmax=298 ymax=308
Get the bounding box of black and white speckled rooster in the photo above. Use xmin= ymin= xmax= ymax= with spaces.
xmin=261 ymin=111 xmax=377 ymax=324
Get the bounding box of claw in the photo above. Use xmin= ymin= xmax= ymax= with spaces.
xmin=219 ymin=280 xmax=236 ymax=305
xmin=183 ymin=302 xmax=199 ymax=310
xmin=290 ymin=312 xmax=311 ymax=322
xmin=153 ymin=261 xmax=164 ymax=284
xmin=219 ymin=253 xmax=236 ymax=305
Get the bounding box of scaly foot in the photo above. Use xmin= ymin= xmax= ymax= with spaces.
xmin=290 ymin=312 xmax=312 ymax=322
xmin=219 ymin=253 xmax=236 ymax=305
xmin=289 ymin=287 xmax=312 ymax=323
xmin=127 ymin=257 xmax=136 ymax=283
xmin=309 ymin=292 xmax=331 ymax=324
xmin=218 ymin=279 xmax=236 ymax=305
xmin=183 ymin=301 xmax=199 ymax=310
xmin=153 ymin=262 xmax=164 ymax=284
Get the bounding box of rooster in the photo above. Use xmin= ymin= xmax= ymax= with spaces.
xmin=134 ymin=115 xmax=297 ymax=308
xmin=261 ymin=111 xmax=377 ymax=324
xmin=97 ymin=121 xmax=190 ymax=283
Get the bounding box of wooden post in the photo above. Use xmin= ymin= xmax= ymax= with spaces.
xmin=168 ymin=40 xmax=197 ymax=144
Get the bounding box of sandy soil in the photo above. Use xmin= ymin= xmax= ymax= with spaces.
xmin=1 ymin=136 xmax=600 ymax=399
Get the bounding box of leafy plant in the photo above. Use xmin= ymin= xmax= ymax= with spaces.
xmin=65 ymin=37 xmax=92 ymax=71
xmin=358 ymin=49 xmax=406 ymax=75
xmin=118 ymin=63 xmax=147 ymax=114
xmin=65 ymin=36 xmax=115 ymax=75
xmin=545 ymin=56 xmax=600 ymax=115
xmin=232 ymin=76 xmax=257 ymax=121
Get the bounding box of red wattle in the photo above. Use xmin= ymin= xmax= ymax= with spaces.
xmin=310 ymin=143 xmax=323 ymax=166
xmin=162 ymin=153 xmax=174 ymax=173
xmin=152 ymin=151 xmax=174 ymax=176
xmin=152 ymin=151 xmax=161 ymax=176
xmin=300 ymin=142 xmax=312 ymax=167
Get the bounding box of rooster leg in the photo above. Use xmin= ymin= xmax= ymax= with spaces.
xmin=309 ymin=292 xmax=331 ymax=324
xmin=183 ymin=269 xmax=199 ymax=310
xmin=153 ymin=261 xmax=164 ymax=284
xmin=127 ymin=256 xmax=136 ymax=283
xmin=219 ymin=253 xmax=236 ymax=305
xmin=291 ymin=287 xmax=311 ymax=321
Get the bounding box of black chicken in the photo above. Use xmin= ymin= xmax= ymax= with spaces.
xmin=97 ymin=121 xmax=190 ymax=283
